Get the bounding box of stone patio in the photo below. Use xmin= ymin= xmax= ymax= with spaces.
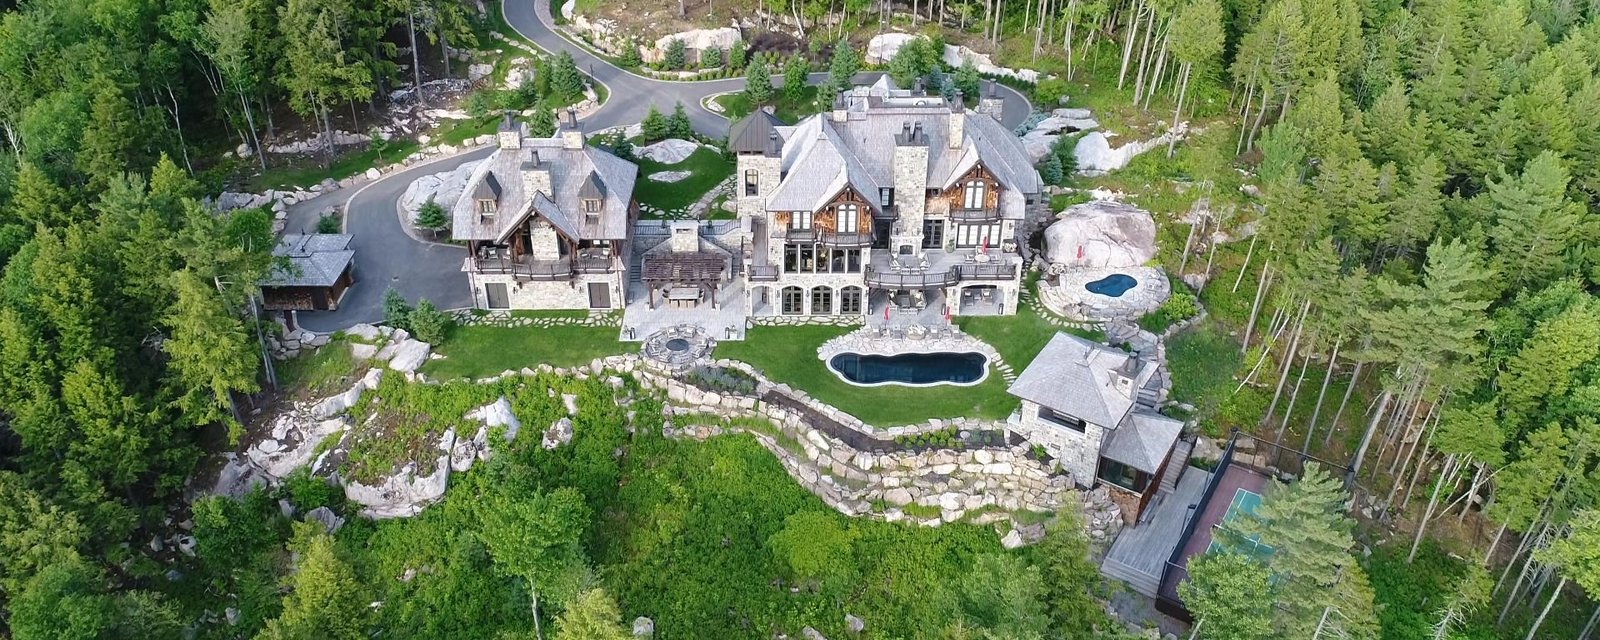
xmin=1038 ymin=265 xmax=1170 ymax=322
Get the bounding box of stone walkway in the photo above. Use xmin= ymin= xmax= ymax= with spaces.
xmin=449 ymin=310 xmax=622 ymax=328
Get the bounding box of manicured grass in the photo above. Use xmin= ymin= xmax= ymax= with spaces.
xmin=714 ymin=86 xmax=824 ymax=124
xmin=633 ymin=146 xmax=734 ymax=216
xmin=955 ymin=279 xmax=1103 ymax=372
xmin=422 ymin=323 xmax=625 ymax=379
xmin=717 ymin=324 xmax=1019 ymax=426
xmin=1164 ymin=318 xmax=1244 ymax=435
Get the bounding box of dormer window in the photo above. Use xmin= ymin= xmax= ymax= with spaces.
xmin=583 ymin=198 xmax=602 ymax=214
xmin=475 ymin=172 xmax=503 ymax=217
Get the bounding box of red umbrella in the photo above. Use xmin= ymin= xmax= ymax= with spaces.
xmin=884 ymin=304 xmax=890 ymax=321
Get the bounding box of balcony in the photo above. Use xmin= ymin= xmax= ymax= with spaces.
xmin=949 ymin=207 xmax=1001 ymax=223
xmin=469 ymin=253 xmax=619 ymax=280
xmin=864 ymin=266 xmax=959 ymax=288
xmin=955 ymin=262 xmax=1018 ymax=281
xmin=771 ymin=227 xmax=874 ymax=248
xmin=748 ymin=265 xmax=780 ymax=282
xmin=863 ymin=249 xmax=1020 ymax=289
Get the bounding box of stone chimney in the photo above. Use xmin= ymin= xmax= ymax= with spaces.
xmin=948 ymin=91 xmax=965 ymax=149
xmin=559 ymin=109 xmax=584 ymax=150
xmin=976 ymin=80 xmax=1005 ymax=121
xmin=497 ymin=111 xmax=522 ymax=150
xmin=668 ymin=220 xmax=698 ymax=253
xmin=522 ymin=150 xmax=551 ymax=199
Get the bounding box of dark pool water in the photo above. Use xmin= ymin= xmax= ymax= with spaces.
xmin=1085 ymin=273 xmax=1138 ymax=297
xmin=664 ymin=338 xmax=691 ymax=352
xmin=828 ymin=352 xmax=988 ymax=385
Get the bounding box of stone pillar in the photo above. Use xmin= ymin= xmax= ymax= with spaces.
xmin=891 ymin=124 xmax=929 ymax=257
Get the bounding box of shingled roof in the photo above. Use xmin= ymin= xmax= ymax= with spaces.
xmin=452 ymin=134 xmax=637 ymax=242
xmin=1007 ymin=333 xmax=1154 ymax=429
xmin=263 ymin=234 xmax=354 ymax=288
xmin=728 ymin=109 xmax=784 ymax=154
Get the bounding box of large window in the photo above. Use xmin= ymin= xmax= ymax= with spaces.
xmin=963 ymin=180 xmax=987 ymax=209
xmin=811 ymin=287 xmax=833 ymax=315
xmin=1098 ymin=459 xmax=1150 ymax=493
xmin=922 ymin=218 xmax=945 ymax=249
xmin=791 ymin=210 xmax=813 ymax=230
xmin=744 ymin=170 xmax=759 ymax=196
xmin=785 ymin=244 xmax=862 ymax=273
xmin=1038 ymin=406 xmax=1086 ymax=432
xmin=954 ymin=223 xmax=1002 ymax=248
xmin=878 ymin=188 xmax=894 ymax=207
xmin=781 ymin=286 xmax=804 ymax=315
xmin=836 ymin=204 xmax=859 ymax=233
xmin=840 ymin=286 xmax=863 ymax=314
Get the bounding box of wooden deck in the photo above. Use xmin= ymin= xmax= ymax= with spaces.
xmin=1100 ymin=465 xmax=1211 ymax=597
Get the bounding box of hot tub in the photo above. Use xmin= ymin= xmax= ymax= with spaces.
xmin=827 ymin=352 xmax=989 ymax=387
xmin=1084 ymin=273 xmax=1138 ymax=297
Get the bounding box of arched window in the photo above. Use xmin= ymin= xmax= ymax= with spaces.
xmin=963 ymin=180 xmax=987 ymax=209
xmin=781 ymin=286 xmax=804 ymax=315
xmin=836 ymin=203 xmax=859 ymax=233
xmin=744 ymin=170 xmax=760 ymax=196
xmin=811 ymin=287 xmax=834 ymax=315
xmin=840 ymin=286 xmax=863 ymax=314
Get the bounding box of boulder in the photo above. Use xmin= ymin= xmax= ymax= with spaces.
xmin=350 ymin=342 xmax=379 ymax=361
xmin=343 ymin=432 xmax=455 ymax=518
xmin=399 ymin=160 xmax=483 ymax=222
xmin=1042 ymin=200 xmax=1158 ymax=268
xmin=647 ymin=28 xmax=740 ymax=63
xmin=845 ymin=613 xmax=865 ymax=634
xmin=802 ymin=627 xmax=827 ymax=640
xmin=467 ymin=63 xmax=494 ymax=82
xmin=864 ymin=33 xmax=919 ymax=64
xmin=346 ymin=323 xmax=382 ymax=341
xmin=305 ymin=506 xmax=345 ymax=533
xmin=386 ymin=339 xmax=433 ymax=373
xmin=467 ymin=397 xmax=522 ymax=441
xmin=365 ymin=167 xmax=381 ymax=180
xmin=543 ymin=417 xmax=574 ymax=450
xmin=647 ymin=170 xmax=692 ymax=183
xmin=1073 ymin=127 xmax=1185 ymax=175
xmin=632 ymin=616 xmax=654 ymax=637
xmin=637 ymin=138 xmax=702 ymax=164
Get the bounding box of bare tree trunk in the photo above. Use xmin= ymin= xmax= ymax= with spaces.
xmin=409 ymin=9 xmax=425 ymax=105
xmin=1303 ymin=336 xmax=1342 ymax=450
xmin=1232 ymin=233 xmax=1258 ymax=292
xmin=1579 ymin=602 xmax=1600 ymax=640
xmin=1409 ymin=452 xmax=1457 ymax=562
xmin=1131 ymin=6 xmax=1156 ymax=99
xmin=1245 ymin=84 xmax=1271 ymax=150
xmin=164 ymin=85 xmax=194 ymax=174
xmin=1351 ymin=387 xmax=1393 ymax=475
xmin=1178 ymin=215 xmax=1199 ymax=276
xmin=1235 ymin=79 xmax=1255 ymax=154
xmin=1278 ymin=347 xmax=1313 ymax=441
xmin=1325 ymin=346 xmax=1368 ymax=447
xmin=1484 ymin=521 xmax=1507 ymax=566
xmin=1265 ymin=298 xmax=1310 ymax=436
xmin=1458 ymin=463 xmax=1486 ymax=522
xmin=1167 ymin=61 xmax=1191 ymax=157
xmin=532 ymin=586 xmax=544 ymax=640
xmin=1398 ymin=405 xmax=1445 ymax=511
xmin=1117 ymin=0 xmax=1142 ymax=89
xmin=1240 ymin=259 xmax=1273 ymax=354
xmin=1143 ymin=22 xmax=1171 ymax=109
xmin=1523 ymin=576 xmax=1566 ymax=640
xmin=1498 ymin=523 xmax=1551 ymax=625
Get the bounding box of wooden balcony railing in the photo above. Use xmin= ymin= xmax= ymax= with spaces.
xmin=472 ymin=255 xmax=618 ymax=280
xmin=949 ymin=207 xmax=1001 ymax=223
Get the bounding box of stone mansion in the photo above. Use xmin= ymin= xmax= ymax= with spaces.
xmin=451 ymin=80 xmax=1043 ymax=326
xmin=731 ymin=80 xmax=1043 ymax=320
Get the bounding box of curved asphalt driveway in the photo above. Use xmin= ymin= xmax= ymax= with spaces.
xmin=294 ymin=0 xmax=1035 ymax=330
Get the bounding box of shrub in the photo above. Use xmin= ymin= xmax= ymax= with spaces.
xmin=667 ymin=102 xmax=693 ymax=140
xmin=316 ymin=213 xmax=341 ymax=234
xmin=1034 ymin=77 xmax=1070 ymax=105
xmin=464 ymin=90 xmax=494 ymax=117
xmin=382 ymin=287 xmax=412 ymax=331
xmin=640 ymin=105 xmax=668 ymax=142
xmin=700 ymin=46 xmax=722 ymax=69
xmin=618 ymin=38 xmax=642 ymax=68
xmin=280 ymin=467 xmax=341 ymax=512
xmin=727 ymin=40 xmax=746 ymax=70
xmin=744 ymin=58 xmax=773 ymax=104
xmin=1037 ymin=154 xmax=1064 ymax=185
xmin=409 ymin=298 xmax=452 ymax=344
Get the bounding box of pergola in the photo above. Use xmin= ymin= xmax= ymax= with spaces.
xmin=642 ymin=253 xmax=726 ymax=309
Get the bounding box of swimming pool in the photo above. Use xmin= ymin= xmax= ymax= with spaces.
xmin=1084 ymin=273 xmax=1138 ymax=297
xmin=827 ymin=352 xmax=989 ymax=386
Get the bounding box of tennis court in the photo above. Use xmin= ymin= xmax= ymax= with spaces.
xmin=1206 ymin=488 xmax=1273 ymax=558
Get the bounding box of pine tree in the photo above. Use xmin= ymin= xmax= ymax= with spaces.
xmin=1038 ymin=154 xmax=1064 ymax=185
xmin=408 ymin=298 xmax=451 ymax=344
xmin=163 ymin=270 xmax=258 ymax=440
xmin=640 ymin=105 xmax=669 ymax=142
xmin=744 ymin=58 xmax=774 ymax=104
xmin=954 ymin=56 xmax=980 ymax=98
xmin=664 ymin=37 xmax=688 ymax=70
xmin=782 ymin=55 xmax=809 ymax=102
xmin=529 ymin=107 xmax=557 ymax=138
xmin=700 ymin=45 xmax=723 ymax=69
xmin=415 ymin=198 xmax=449 ymax=237
xmin=277 ymin=0 xmax=373 ymax=167
xmin=1037 ymin=503 xmax=1105 ymax=636
xmin=1488 ymin=150 xmax=1583 ymax=289
xmin=828 ymin=39 xmax=860 ymax=91
xmin=11 ymin=162 xmax=77 ymax=228
xmin=549 ymin=51 xmax=584 ymax=103
xmin=667 ymin=102 xmax=694 ymax=140
xmin=619 ymin=38 xmax=642 ymax=69
xmin=77 ymin=83 xmax=143 ymax=193
xmin=382 ymin=286 xmax=412 ymax=331
xmin=727 ymin=40 xmax=747 ymax=70
xmin=1179 ymin=552 xmax=1274 ymax=640
xmin=257 ymin=524 xmax=369 ymax=640
xmin=1225 ymin=463 xmax=1379 ymax=639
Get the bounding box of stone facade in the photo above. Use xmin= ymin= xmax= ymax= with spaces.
xmin=468 ymin=270 xmax=625 ymax=311
xmin=1015 ymin=399 xmax=1106 ymax=488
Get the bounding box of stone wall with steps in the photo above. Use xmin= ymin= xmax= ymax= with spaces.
xmin=750 ymin=314 xmax=866 ymax=328
xmin=449 ymin=309 xmax=623 ymax=328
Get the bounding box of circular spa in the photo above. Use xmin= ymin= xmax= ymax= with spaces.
xmin=827 ymin=351 xmax=990 ymax=387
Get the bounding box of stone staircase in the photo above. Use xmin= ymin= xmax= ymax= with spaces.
xmin=1159 ymin=438 xmax=1193 ymax=495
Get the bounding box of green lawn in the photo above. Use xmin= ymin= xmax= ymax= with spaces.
xmin=956 ymin=290 xmax=1102 ymax=373
xmin=276 ymin=339 xmax=363 ymax=399
xmin=422 ymin=323 xmax=625 ymax=379
xmin=714 ymin=86 xmax=824 ymax=124
xmin=633 ymin=146 xmax=734 ymax=217
xmin=717 ymin=324 xmax=1019 ymax=426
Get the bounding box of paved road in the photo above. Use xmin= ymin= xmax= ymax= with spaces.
xmin=293 ymin=0 xmax=1036 ymax=330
